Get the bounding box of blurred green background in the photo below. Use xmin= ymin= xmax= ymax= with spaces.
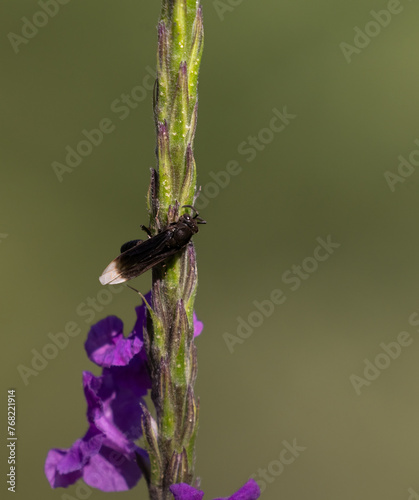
xmin=2 ymin=1 xmax=419 ymax=499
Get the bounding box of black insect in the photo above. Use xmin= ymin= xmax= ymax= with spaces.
xmin=99 ymin=206 xmax=206 ymax=285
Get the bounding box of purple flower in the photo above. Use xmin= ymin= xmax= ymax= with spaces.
xmin=44 ymin=424 xmax=148 ymax=491
xmin=170 ymin=479 xmax=261 ymax=500
xmin=45 ymin=365 xmax=149 ymax=491
xmin=45 ymin=292 xmax=203 ymax=492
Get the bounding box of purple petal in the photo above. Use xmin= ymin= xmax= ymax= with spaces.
xmin=85 ymin=316 xmax=143 ymax=367
xmin=56 ymin=441 xmax=86 ymax=474
xmin=193 ymin=312 xmax=203 ymax=337
xmin=45 ymin=427 xmax=146 ymax=492
xmin=57 ymin=438 xmax=98 ymax=474
xmin=44 ymin=429 xmax=103 ymax=488
xmin=103 ymin=355 xmax=151 ymax=399
xmin=45 ymin=449 xmax=83 ymax=488
xmin=213 ymin=479 xmax=261 ymax=500
xmin=83 ymin=371 xmax=144 ymax=445
xmin=170 ymin=483 xmax=205 ymax=500
xmin=82 ymin=444 xmax=141 ymax=492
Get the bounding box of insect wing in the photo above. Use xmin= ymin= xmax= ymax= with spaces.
xmin=99 ymin=230 xmax=176 ymax=285
xmin=120 ymin=239 xmax=143 ymax=253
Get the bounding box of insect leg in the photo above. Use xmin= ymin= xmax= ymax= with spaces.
xmin=140 ymin=225 xmax=153 ymax=238
xmin=182 ymin=204 xmax=199 ymax=217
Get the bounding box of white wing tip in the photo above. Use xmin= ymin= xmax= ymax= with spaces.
xmin=99 ymin=261 xmax=127 ymax=285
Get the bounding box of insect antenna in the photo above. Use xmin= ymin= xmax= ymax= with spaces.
xmin=126 ymin=285 xmax=153 ymax=311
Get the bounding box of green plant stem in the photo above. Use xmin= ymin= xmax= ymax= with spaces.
xmin=142 ymin=2 xmax=204 ymax=500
